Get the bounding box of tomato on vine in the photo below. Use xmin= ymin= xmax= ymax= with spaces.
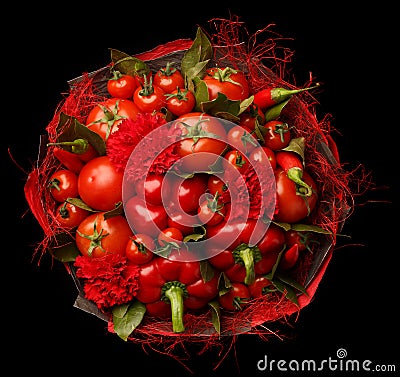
xmin=133 ymin=75 xmax=166 ymax=113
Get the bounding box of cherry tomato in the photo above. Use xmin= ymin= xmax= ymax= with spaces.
xmin=263 ymin=120 xmax=291 ymax=150
xmin=197 ymin=193 xmax=226 ymax=227
xmin=167 ymin=211 xmax=196 ymax=236
xmin=133 ymin=78 xmax=166 ymax=113
xmin=274 ymin=168 xmax=318 ymax=223
xmin=207 ymin=174 xmax=230 ymax=203
xmin=78 ymin=155 xmax=124 ymax=211
xmin=203 ymin=67 xmax=250 ymax=101
xmin=153 ymin=63 xmax=185 ymax=93
xmin=124 ymin=195 xmax=168 ymax=237
xmin=55 ymin=201 xmax=90 ymax=229
xmin=285 ymin=229 xmax=315 ymax=252
xmin=239 ymin=103 xmax=265 ymax=130
xmin=86 ymin=97 xmax=140 ymax=141
xmin=107 ymin=71 xmax=138 ymax=99
xmin=158 ymin=227 xmax=184 ymax=246
xmin=223 ymin=149 xmax=249 ymax=174
xmin=76 ymin=212 xmax=133 ymax=258
xmin=165 ymin=87 xmax=196 ymax=117
xmin=125 ymin=233 xmax=155 ymax=264
xmin=226 ymin=124 xmax=258 ymax=154
xmin=48 ymin=169 xmax=79 ymax=202
xmin=248 ymin=146 xmax=277 ymax=171
xmin=218 ymin=282 xmax=250 ymax=311
xmin=174 ymin=112 xmax=228 ymax=173
xmin=208 ymin=249 xmax=235 ymax=271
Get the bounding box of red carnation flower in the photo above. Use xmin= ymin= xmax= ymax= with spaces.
xmin=74 ymin=253 xmax=140 ymax=311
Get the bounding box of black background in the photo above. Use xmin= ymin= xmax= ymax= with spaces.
xmin=4 ymin=3 xmax=399 ymax=376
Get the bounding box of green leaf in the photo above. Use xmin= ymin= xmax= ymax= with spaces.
xmin=218 ymin=272 xmax=232 ymax=296
xmin=66 ymin=197 xmax=97 ymax=212
xmin=181 ymin=27 xmax=213 ymax=89
xmin=112 ymin=301 xmax=146 ymax=341
xmin=291 ymin=223 xmax=333 ymax=234
xmin=264 ymin=98 xmax=290 ymax=122
xmin=48 ymin=232 xmax=80 ymax=262
xmin=239 ymin=96 xmax=254 ymax=115
xmin=275 ymin=273 xmax=308 ymax=296
xmin=183 ymin=225 xmax=206 ymax=242
xmin=271 ymin=279 xmax=299 ymax=306
xmin=265 ymin=247 xmax=285 ymax=281
xmin=103 ymin=202 xmax=124 ymax=220
xmin=200 ymin=260 xmax=215 ymax=282
xmin=281 ymin=137 xmax=306 ymax=162
xmin=56 ymin=113 xmax=106 ymax=156
xmin=109 ymin=48 xmax=150 ymax=78
xmin=273 ymin=221 xmax=292 ymax=231
xmin=208 ymin=300 xmax=221 ymax=334
xmin=200 ymin=92 xmax=241 ymax=118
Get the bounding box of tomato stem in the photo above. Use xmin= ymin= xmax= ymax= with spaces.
xmin=288 ymin=167 xmax=313 ymax=197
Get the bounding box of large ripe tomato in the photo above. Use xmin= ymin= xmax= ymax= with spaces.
xmin=174 ymin=112 xmax=228 ymax=173
xmin=203 ymin=67 xmax=250 ymax=101
xmin=78 ymin=155 xmax=124 ymax=211
xmin=76 ymin=212 xmax=133 ymax=258
xmin=48 ymin=169 xmax=79 ymax=202
xmin=86 ymin=97 xmax=140 ymax=141
xmin=274 ymin=167 xmax=318 ymax=223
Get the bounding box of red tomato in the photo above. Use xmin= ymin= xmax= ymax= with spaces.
xmin=124 ymin=195 xmax=168 ymax=237
xmin=55 ymin=201 xmax=90 ymax=229
xmin=223 ymin=149 xmax=249 ymax=174
xmin=48 ymin=169 xmax=79 ymax=202
xmin=203 ymin=67 xmax=250 ymax=101
xmin=263 ymin=120 xmax=291 ymax=150
xmin=274 ymin=168 xmax=318 ymax=223
xmin=157 ymin=227 xmax=184 ymax=246
xmin=107 ymin=71 xmax=138 ymax=99
xmin=197 ymin=193 xmax=226 ymax=227
xmin=239 ymin=103 xmax=265 ymax=130
xmin=165 ymin=87 xmax=196 ymax=117
xmin=167 ymin=211 xmax=196 ymax=236
xmin=207 ymin=174 xmax=230 ymax=203
xmin=208 ymin=249 xmax=235 ymax=271
xmin=125 ymin=233 xmax=155 ymax=264
xmin=285 ymin=229 xmax=314 ymax=252
xmin=226 ymin=124 xmax=258 ymax=154
xmin=248 ymin=276 xmax=272 ymax=298
xmin=153 ymin=63 xmax=185 ymax=93
xmin=86 ymin=97 xmax=140 ymax=141
xmin=78 ymin=156 xmax=124 ymax=211
xmin=248 ymin=146 xmax=277 ymax=170
xmin=76 ymin=212 xmax=133 ymax=258
xmin=174 ymin=112 xmax=228 ymax=173
xmin=133 ymin=80 xmax=166 ymax=113
xmin=218 ymin=282 xmax=250 ymax=311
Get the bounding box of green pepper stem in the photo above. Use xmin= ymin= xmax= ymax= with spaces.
xmin=240 ymin=247 xmax=256 ymax=285
xmin=164 ymin=284 xmax=185 ymax=333
xmin=271 ymin=83 xmax=320 ymax=104
xmin=287 ymin=167 xmax=313 ymax=197
xmin=47 ymin=138 xmax=89 ymax=154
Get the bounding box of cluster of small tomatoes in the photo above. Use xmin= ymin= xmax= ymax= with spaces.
xmin=47 ymin=60 xmax=319 ymax=317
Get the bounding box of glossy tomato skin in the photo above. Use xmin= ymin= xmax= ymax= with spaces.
xmin=125 ymin=233 xmax=155 ymax=264
xmin=48 ymin=169 xmax=79 ymax=202
xmin=274 ymin=168 xmax=318 ymax=223
xmin=55 ymin=201 xmax=90 ymax=229
xmin=157 ymin=227 xmax=184 ymax=245
xmin=153 ymin=65 xmax=185 ymax=93
xmin=86 ymin=98 xmax=140 ymax=141
xmin=256 ymin=223 xmax=285 ymax=254
xmin=107 ymin=73 xmax=138 ymax=99
xmin=263 ymin=120 xmax=291 ymax=150
xmin=248 ymin=276 xmax=272 ymax=298
xmin=76 ymin=212 xmax=133 ymax=258
xmin=165 ymin=87 xmax=196 ymax=117
xmin=124 ymin=195 xmax=168 ymax=237
xmin=174 ymin=112 xmax=228 ymax=173
xmin=197 ymin=195 xmax=226 ymax=227
xmin=203 ymin=67 xmax=250 ymax=101
xmin=133 ymin=84 xmax=166 ymax=113
xmin=226 ymin=124 xmax=258 ymax=154
xmin=78 ymin=155 xmax=124 ymax=211
xmin=248 ymin=146 xmax=277 ymax=171
xmin=134 ymin=173 xmax=170 ymax=206
xmin=222 ymin=149 xmax=249 ymax=174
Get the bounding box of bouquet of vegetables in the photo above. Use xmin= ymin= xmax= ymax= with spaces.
xmin=24 ymin=18 xmax=356 ymax=360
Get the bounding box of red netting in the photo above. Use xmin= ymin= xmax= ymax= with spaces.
xmin=24 ymin=16 xmax=371 ymax=369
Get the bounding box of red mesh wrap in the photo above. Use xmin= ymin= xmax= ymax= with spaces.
xmin=24 ymin=16 xmax=369 ymax=368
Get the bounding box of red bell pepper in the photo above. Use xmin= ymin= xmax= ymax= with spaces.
xmin=136 ymin=257 xmax=219 ymax=333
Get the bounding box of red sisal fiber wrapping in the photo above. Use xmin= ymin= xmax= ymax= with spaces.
xmin=24 ymin=16 xmax=370 ymax=368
